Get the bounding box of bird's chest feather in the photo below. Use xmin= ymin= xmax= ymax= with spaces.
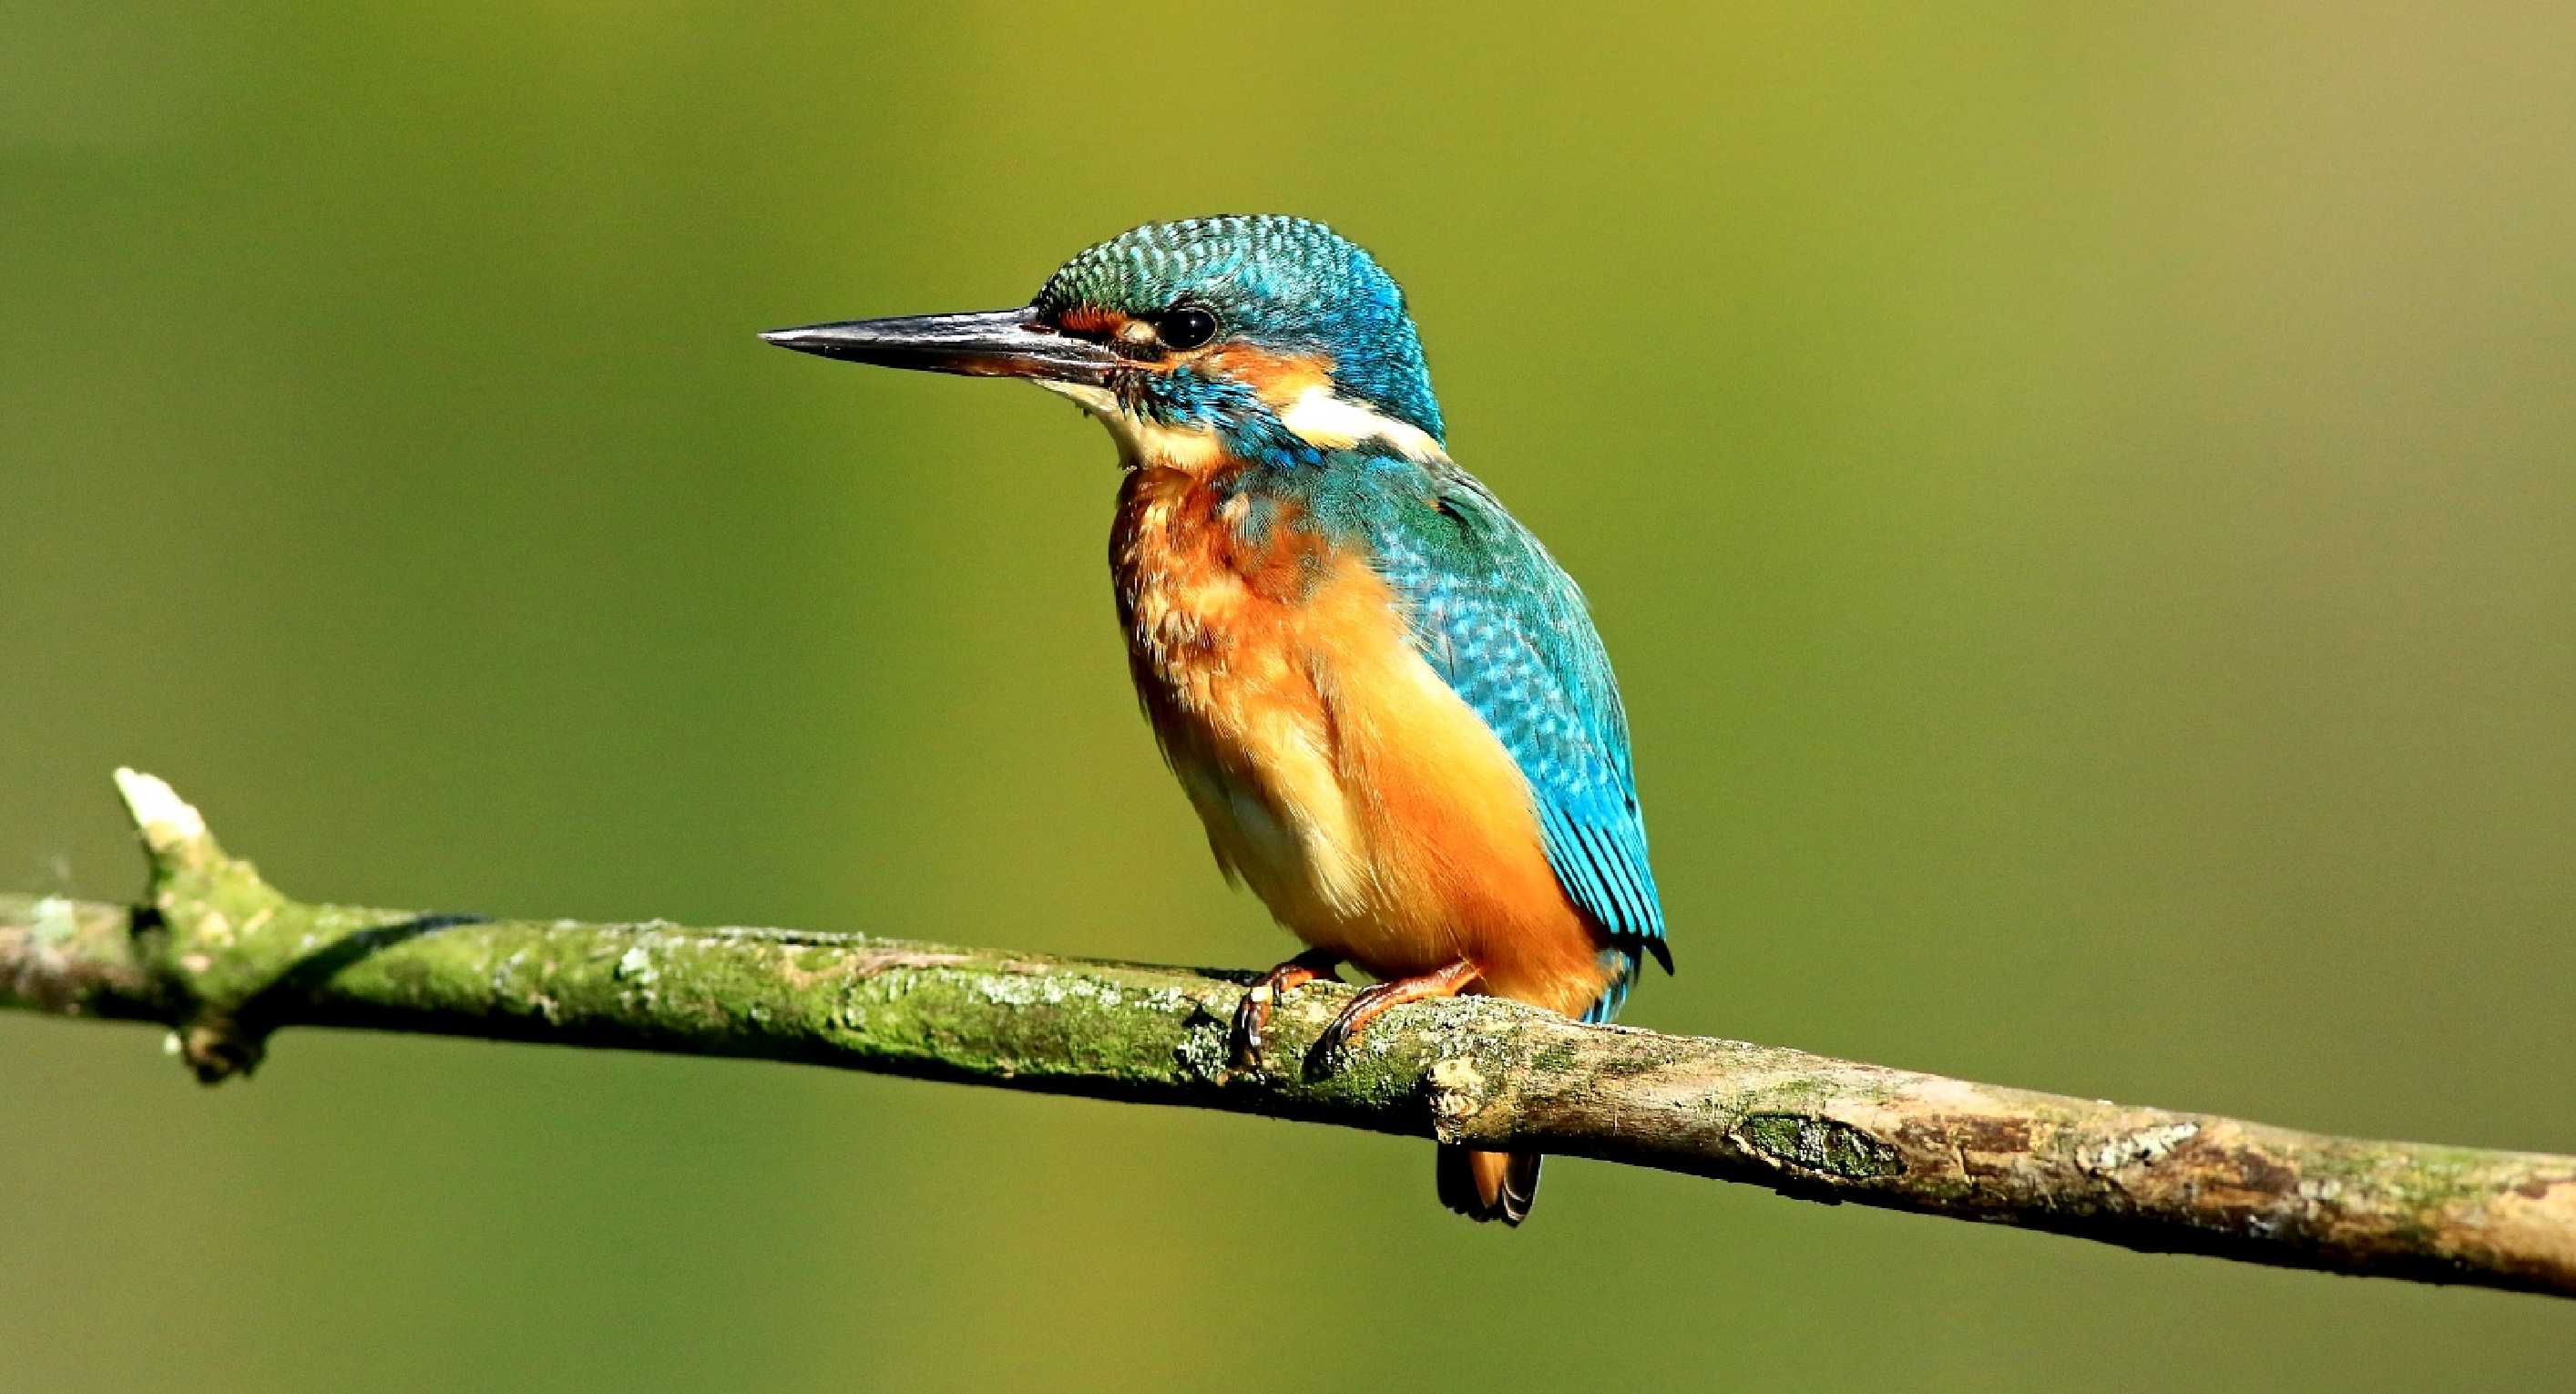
xmin=1110 ymin=467 xmax=1361 ymax=920
xmin=1109 ymin=466 xmax=1573 ymax=980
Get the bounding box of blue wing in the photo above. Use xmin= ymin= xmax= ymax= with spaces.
xmin=1338 ymin=456 xmax=1671 ymax=1019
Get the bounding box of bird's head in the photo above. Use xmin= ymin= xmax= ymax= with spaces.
xmin=763 ymin=215 xmax=1446 ymax=469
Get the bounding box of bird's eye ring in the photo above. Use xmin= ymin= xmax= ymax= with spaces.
xmin=1153 ymin=305 xmax=1220 ymax=352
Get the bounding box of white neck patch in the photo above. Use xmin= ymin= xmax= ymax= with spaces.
xmin=1273 ymin=386 xmax=1451 ymax=465
xmin=1037 ymin=379 xmax=1450 ymax=471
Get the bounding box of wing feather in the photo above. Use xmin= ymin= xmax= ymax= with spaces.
xmin=1345 ymin=459 xmax=1671 ymax=1012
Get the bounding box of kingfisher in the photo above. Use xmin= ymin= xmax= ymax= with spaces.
xmin=762 ymin=215 xmax=1670 ymax=1225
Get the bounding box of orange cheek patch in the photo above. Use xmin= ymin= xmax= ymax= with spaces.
xmin=1192 ymin=346 xmax=1334 ymax=408
xmin=1047 ymin=325 xmax=1332 ymax=406
xmin=1055 ymin=306 xmax=1129 ymax=338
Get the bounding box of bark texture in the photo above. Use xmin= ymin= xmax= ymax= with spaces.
xmin=4 ymin=771 xmax=2569 ymax=1299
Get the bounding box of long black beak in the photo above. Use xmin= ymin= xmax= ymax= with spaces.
xmin=758 ymin=307 xmax=1117 ymax=386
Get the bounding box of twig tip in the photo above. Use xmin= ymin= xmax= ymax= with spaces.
xmin=113 ymin=768 xmax=208 ymax=856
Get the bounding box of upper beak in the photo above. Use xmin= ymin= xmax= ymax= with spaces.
xmin=758 ymin=306 xmax=1117 ymax=386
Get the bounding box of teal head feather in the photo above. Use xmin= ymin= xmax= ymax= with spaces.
xmin=1030 ymin=215 xmax=1446 ymax=459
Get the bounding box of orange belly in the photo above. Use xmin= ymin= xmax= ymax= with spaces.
xmin=1113 ymin=466 xmax=1615 ymax=1019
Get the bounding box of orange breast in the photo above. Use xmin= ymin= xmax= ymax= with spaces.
xmin=1112 ymin=466 xmax=1616 ymax=1019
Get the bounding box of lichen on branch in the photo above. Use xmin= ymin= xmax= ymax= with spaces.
xmin=1 ymin=771 xmax=2570 ymax=1301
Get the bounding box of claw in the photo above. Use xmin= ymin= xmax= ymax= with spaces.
xmin=1227 ymin=985 xmax=1274 ymax=1069
xmin=1229 ymin=948 xmax=1343 ymax=1071
xmin=1313 ymin=958 xmax=1482 ymax=1064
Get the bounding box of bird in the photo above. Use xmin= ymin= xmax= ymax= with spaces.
xmin=762 ymin=215 xmax=1669 ymax=1225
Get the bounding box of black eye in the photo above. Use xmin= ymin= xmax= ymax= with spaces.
xmin=1154 ymin=305 xmax=1219 ymax=351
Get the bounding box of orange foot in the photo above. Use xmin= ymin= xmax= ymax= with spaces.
xmin=1315 ymin=958 xmax=1483 ymax=1061
xmin=1229 ymin=948 xmax=1344 ymax=1071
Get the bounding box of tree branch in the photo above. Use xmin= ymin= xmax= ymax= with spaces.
xmin=5 ymin=771 xmax=2571 ymax=1298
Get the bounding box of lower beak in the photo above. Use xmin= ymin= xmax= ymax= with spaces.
xmin=758 ymin=307 xmax=1117 ymax=386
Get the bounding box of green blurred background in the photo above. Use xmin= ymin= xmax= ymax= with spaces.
xmin=6 ymin=4 xmax=2572 ymax=1389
